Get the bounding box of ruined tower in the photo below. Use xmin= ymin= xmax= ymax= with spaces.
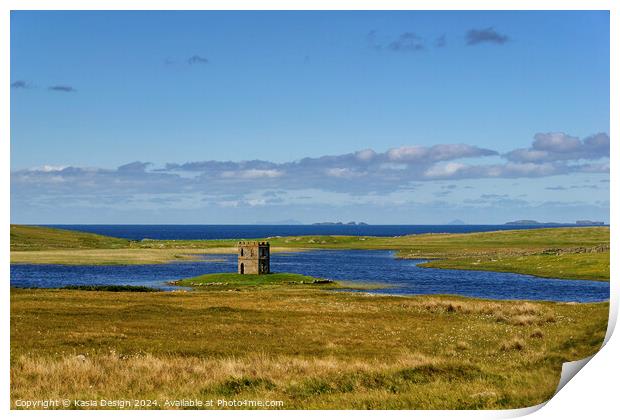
xmin=237 ymin=241 xmax=270 ymax=275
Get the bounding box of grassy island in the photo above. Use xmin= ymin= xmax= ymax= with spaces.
xmin=171 ymin=272 xmax=337 ymax=289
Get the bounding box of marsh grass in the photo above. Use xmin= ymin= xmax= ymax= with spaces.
xmin=10 ymin=288 xmax=608 ymax=409
xmin=10 ymin=352 xmax=506 ymax=409
xmin=500 ymin=338 xmax=527 ymax=352
xmin=62 ymin=285 xmax=159 ymax=292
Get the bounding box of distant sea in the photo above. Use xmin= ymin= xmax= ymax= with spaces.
xmin=46 ymin=224 xmax=581 ymax=241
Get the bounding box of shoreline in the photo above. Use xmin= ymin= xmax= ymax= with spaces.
xmin=10 ymin=226 xmax=610 ymax=282
xmin=9 ymin=267 xmax=610 ymax=304
xmin=8 ymin=284 xmax=611 ymax=305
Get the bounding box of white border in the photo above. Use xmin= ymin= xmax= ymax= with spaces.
xmin=2 ymin=1 xmax=616 ymax=419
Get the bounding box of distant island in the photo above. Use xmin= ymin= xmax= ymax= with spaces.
xmin=575 ymin=220 xmax=606 ymax=226
xmin=312 ymin=221 xmax=368 ymax=226
xmin=505 ymin=219 xmax=605 ymax=226
xmin=447 ymin=219 xmax=467 ymax=225
xmin=505 ymin=220 xmax=562 ymax=226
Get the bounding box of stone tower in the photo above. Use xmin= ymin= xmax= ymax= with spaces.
xmin=237 ymin=241 xmax=270 ymax=275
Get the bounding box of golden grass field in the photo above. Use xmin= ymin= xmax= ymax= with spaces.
xmin=9 ymin=247 xmax=304 ymax=265
xmin=10 ymin=287 xmax=608 ymax=409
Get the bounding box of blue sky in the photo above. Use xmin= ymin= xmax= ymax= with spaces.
xmin=10 ymin=11 xmax=610 ymax=224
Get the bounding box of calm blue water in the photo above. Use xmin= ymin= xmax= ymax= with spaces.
xmin=10 ymin=250 xmax=609 ymax=302
xmin=45 ymin=224 xmax=583 ymax=241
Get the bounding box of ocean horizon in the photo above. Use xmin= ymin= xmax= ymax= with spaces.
xmin=41 ymin=223 xmax=591 ymax=241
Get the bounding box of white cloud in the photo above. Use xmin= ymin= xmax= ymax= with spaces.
xmin=505 ymin=132 xmax=609 ymax=163
xmin=355 ymin=149 xmax=377 ymax=161
xmin=11 ymin=133 xmax=609 ymax=206
xmin=424 ymin=162 xmax=467 ymax=178
xmin=387 ymin=146 xmax=427 ymax=162
xmin=220 ymin=169 xmax=283 ymax=179
xmin=533 ymin=132 xmax=581 ymax=153
xmin=325 ymin=168 xmax=365 ymax=178
xmin=35 ymin=165 xmax=69 ymax=172
xmin=387 ymin=144 xmax=497 ymax=163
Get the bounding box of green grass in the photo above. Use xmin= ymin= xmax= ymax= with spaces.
xmin=10 ymin=287 xmax=609 ymax=409
xmin=420 ymin=251 xmax=610 ymax=281
xmin=171 ymin=272 xmax=386 ymax=291
xmin=139 ymin=226 xmax=609 ymax=254
xmin=12 ymin=225 xmax=609 ymax=254
xmin=172 ymin=272 xmax=338 ymax=290
xmin=11 ymin=225 xmax=129 ymax=251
